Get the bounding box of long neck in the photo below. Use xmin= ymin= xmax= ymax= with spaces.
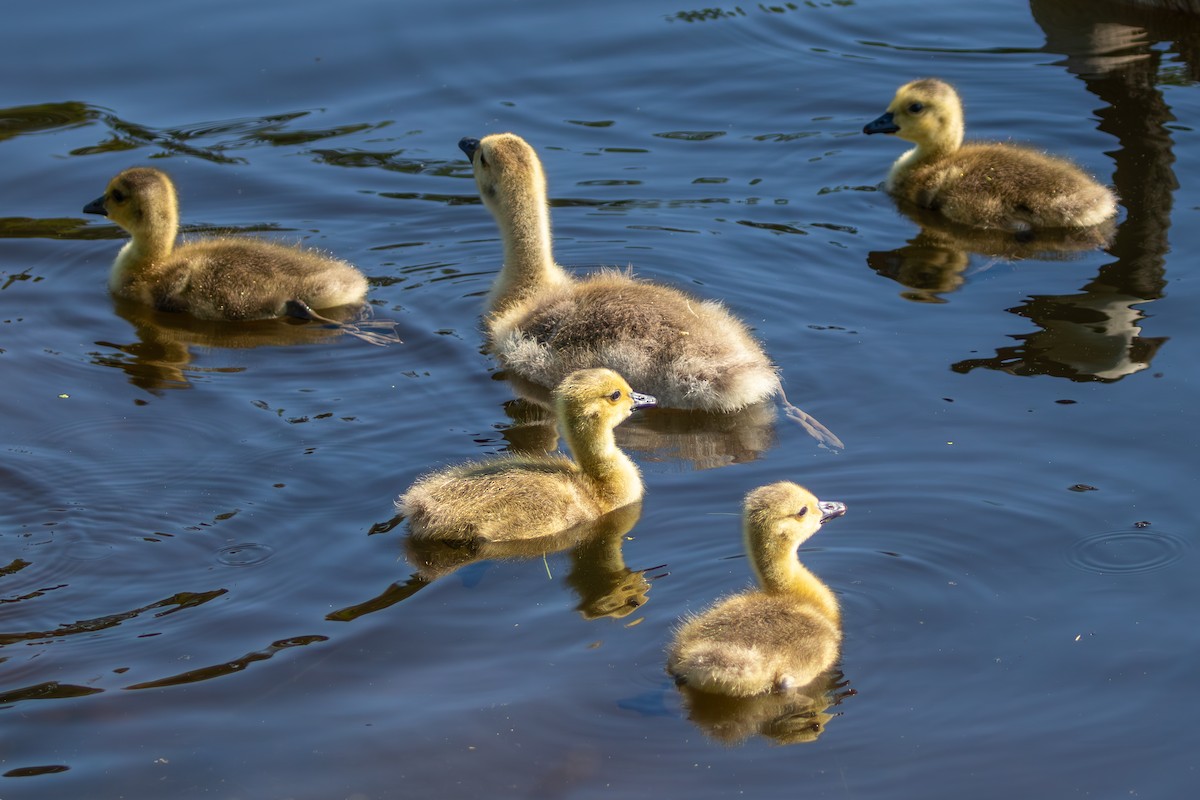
xmin=562 ymin=416 xmax=641 ymax=510
xmin=746 ymin=523 xmax=840 ymax=623
xmin=486 ymin=181 xmax=570 ymax=315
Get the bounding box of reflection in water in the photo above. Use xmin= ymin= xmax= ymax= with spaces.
xmin=950 ymin=287 xmax=1167 ymax=380
xmin=499 ymin=372 xmax=776 ymax=470
xmin=124 ymin=634 xmax=328 ymax=690
xmin=0 ymin=100 xmax=393 ymax=164
xmin=868 ymin=201 xmax=1115 ymax=303
xmin=408 ymin=501 xmax=652 ymax=620
xmin=0 ymin=101 xmax=99 ymax=142
xmin=947 ymin=0 xmax=1185 ymax=380
xmin=330 ymin=503 xmax=653 ymax=622
xmin=872 ymin=0 xmax=1186 ymax=380
xmin=0 ymin=589 xmax=227 ymax=646
xmin=92 ymin=298 xmax=390 ymax=393
xmin=676 ymin=670 xmax=854 ymax=746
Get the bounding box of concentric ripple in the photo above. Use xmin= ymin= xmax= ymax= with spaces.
xmin=1067 ymin=529 xmax=1188 ymax=575
xmin=215 ymin=543 xmax=275 ymax=567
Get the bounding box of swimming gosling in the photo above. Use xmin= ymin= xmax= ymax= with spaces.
xmin=667 ymin=482 xmax=847 ymax=696
xmin=83 ymin=167 xmax=368 ymax=321
xmin=459 ymin=133 xmax=783 ymax=414
xmin=863 ymin=78 xmax=1117 ymax=231
xmin=397 ymin=368 xmax=654 ymax=543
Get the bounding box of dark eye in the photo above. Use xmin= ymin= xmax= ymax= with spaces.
xmin=111 ymin=189 xmax=126 ymax=203
xmin=796 ymin=507 xmax=809 ymax=517
xmin=907 ymin=102 xmax=924 ymax=114
xmin=608 ymin=390 xmax=622 ymax=402
xmin=478 ymin=152 xmax=489 ymax=168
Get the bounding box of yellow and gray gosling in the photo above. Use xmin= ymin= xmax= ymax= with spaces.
xmin=667 ymin=482 xmax=847 ymax=696
xmin=458 ymin=133 xmax=839 ymax=449
xmin=84 ymin=167 xmax=368 ymax=322
xmin=397 ymin=368 xmax=654 ymax=543
xmin=863 ymin=78 xmax=1117 ymax=231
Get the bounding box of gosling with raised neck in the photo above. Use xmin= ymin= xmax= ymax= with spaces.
xmin=667 ymin=481 xmax=847 ymax=696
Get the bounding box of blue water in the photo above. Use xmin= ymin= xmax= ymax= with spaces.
xmin=3 ymin=0 xmax=1199 ymax=797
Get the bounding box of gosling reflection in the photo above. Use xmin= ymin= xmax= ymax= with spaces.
xmin=667 ymin=483 xmax=846 ymax=696
xmin=93 ymin=297 xmax=387 ymax=393
xmin=405 ymin=501 xmax=653 ymax=620
xmin=677 ymin=669 xmax=855 ymax=745
xmin=499 ymin=372 xmax=776 ymax=470
xmin=868 ymin=201 xmax=1115 ymax=303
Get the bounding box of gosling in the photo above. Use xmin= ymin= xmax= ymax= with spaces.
xmin=460 ymin=133 xmax=782 ymax=414
xmin=667 ymin=481 xmax=847 ymax=696
xmin=397 ymin=368 xmax=654 ymax=543
xmin=863 ymin=78 xmax=1117 ymax=231
xmin=83 ymin=167 xmax=368 ymax=321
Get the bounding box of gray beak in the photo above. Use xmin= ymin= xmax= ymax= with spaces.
xmin=818 ymin=500 xmax=847 ymax=523
xmin=630 ymin=391 xmax=656 ymax=411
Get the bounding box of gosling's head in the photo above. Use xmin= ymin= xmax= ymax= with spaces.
xmin=458 ymin=132 xmax=546 ymax=217
xmin=863 ymin=78 xmax=964 ymax=152
xmin=743 ymin=481 xmax=846 ymax=556
xmin=552 ymin=368 xmax=656 ymax=435
xmin=83 ymin=167 xmax=178 ymax=236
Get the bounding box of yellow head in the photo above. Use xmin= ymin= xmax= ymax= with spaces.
xmin=458 ymin=132 xmax=547 ymax=216
xmin=863 ymin=78 xmax=965 ymax=154
xmin=83 ymin=167 xmax=179 ymax=238
xmin=743 ymin=481 xmax=846 ymax=591
xmin=552 ymin=368 xmax=656 ymax=437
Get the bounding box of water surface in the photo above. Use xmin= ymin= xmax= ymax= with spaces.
xmin=3 ymin=1 xmax=1199 ymax=798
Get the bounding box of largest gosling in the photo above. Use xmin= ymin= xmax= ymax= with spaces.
xmin=667 ymin=482 xmax=847 ymax=696
xmin=83 ymin=167 xmax=368 ymax=320
xmin=459 ymin=133 xmax=781 ymax=415
xmin=397 ymin=368 xmax=655 ymax=543
xmin=863 ymin=78 xmax=1117 ymax=232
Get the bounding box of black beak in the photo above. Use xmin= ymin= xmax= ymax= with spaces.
xmin=83 ymin=196 xmax=107 ymax=216
xmin=458 ymin=137 xmax=481 ymax=161
xmin=863 ymin=111 xmax=899 ymax=135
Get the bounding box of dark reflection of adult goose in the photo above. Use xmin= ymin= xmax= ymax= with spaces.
xmin=942 ymin=0 xmax=1181 ymax=380
xmin=397 ymin=368 xmax=654 ymax=544
xmin=864 ymin=79 xmax=1117 ymax=232
xmin=83 ymin=167 xmax=392 ymax=344
xmin=498 ymin=372 xmax=777 ymax=471
xmin=676 ymin=669 xmax=855 ymax=746
xmin=667 ymin=482 xmax=846 ymax=697
xmin=458 ymin=132 xmax=841 ymax=449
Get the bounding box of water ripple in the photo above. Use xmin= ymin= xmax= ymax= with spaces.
xmin=1067 ymin=528 xmax=1188 ymax=575
xmin=215 ymin=543 xmax=275 ymax=567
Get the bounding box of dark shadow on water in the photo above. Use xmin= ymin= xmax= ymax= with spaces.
xmin=123 ymin=634 xmax=328 ymax=691
xmin=1 ymin=99 xmax=400 ymax=165
xmin=0 ymin=589 xmax=227 ymax=648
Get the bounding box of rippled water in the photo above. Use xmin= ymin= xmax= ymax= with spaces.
xmin=3 ymin=0 xmax=1199 ymax=798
